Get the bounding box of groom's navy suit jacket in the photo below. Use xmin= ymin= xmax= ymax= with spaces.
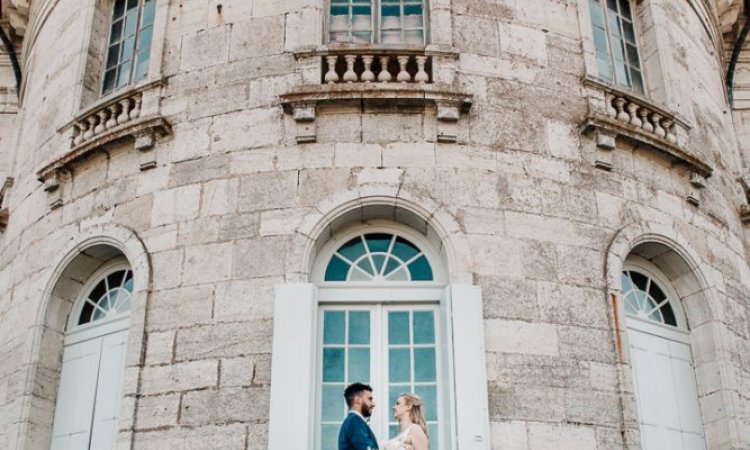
xmin=338 ymin=411 xmax=379 ymax=450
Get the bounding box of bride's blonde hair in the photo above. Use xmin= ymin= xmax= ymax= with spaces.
xmin=400 ymin=393 xmax=428 ymax=436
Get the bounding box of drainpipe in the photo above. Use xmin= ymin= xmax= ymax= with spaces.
xmin=727 ymin=0 xmax=750 ymax=106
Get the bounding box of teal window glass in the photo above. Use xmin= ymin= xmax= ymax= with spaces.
xmin=386 ymin=309 xmax=438 ymax=439
xmin=324 ymin=232 xmax=434 ymax=282
xmin=78 ymin=269 xmax=133 ymax=326
xmin=588 ymin=0 xmax=643 ymax=93
xmin=622 ymin=270 xmax=677 ymax=327
xmin=328 ymin=0 xmax=425 ymax=45
xmin=102 ymin=0 xmax=156 ymax=95
xmin=320 ymin=309 xmax=371 ymax=449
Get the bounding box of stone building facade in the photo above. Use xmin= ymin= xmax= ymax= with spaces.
xmin=0 ymin=0 xmax=749 ymax=449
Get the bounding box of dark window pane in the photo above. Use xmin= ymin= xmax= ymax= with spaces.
xmin=102 ymin=69 xmax=117 ymax=94
xmin=127 ymin=0 xmax=138 ymax=10
xmin=630 ymin=271 xmax=648 ymax=291
xmin=414 ymin=385 xmax=438 ymax=421
xmin=623 ymin=21 xmax=636 ymax=44
xmin=607 ymin=14 xmax=621 ymax=38
xmin=626 ymin=43 xmax=640 ymax=68
xmin=106 ymin=44 xmax=120 ymax=69
xmin=348 ymin=348 xmax=370 ymax=382
xmin=661 ymin=304 xmax=677 ymax=326
xmin=110 ymin=19 xmax=123 ymax=43
xmin=338 ymin=237 xmax=366 ymax=262
xmin=325 ymin=255 xmax=350 ymax=281
xmin=414 ymin=348 xmax=436 ymax=382
xmin=113 ymin=0 xmax=126 ymax=18
xmin=107 ymin=270 xmax=125 ymax=290
xmin=619 ymin=0 xmax=632 ymax=20
xmin=389 ymin=348 xmax=410 ymax=383
xmin=606 ymin=0 xmax=618 ymax=13
xmin=392 ymin=236 xmax=420 ymax=263
xmin=630 ymin=69 xmax=644 ymax=93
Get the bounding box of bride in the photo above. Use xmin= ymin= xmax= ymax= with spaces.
xmin=383 ymin=393 xmax=429 ymax=450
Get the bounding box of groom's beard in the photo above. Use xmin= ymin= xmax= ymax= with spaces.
xmin=361 ymin=404 xmax=372 ymax=417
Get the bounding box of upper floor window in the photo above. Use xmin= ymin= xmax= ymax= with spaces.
xmin=589 ymin=0 xmax=644 ymax=93
xmin=102 ymin=0 xmax=155 ymax=95
xmin=328 ymin=0 xmax=426 ymax=45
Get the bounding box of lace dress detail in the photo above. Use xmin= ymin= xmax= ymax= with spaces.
xmin=382 ymin=424 xmax=415 ymax=450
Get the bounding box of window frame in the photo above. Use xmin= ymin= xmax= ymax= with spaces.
xmin=315 ymin=303 xmax=445 ymax=450
xmin=65 ymin=259 xmax=133 ymax=344
xmin=325 ymin=0 xmax=430 ymax=46
xmin=100 ymin=0 xmax=156 ymax=96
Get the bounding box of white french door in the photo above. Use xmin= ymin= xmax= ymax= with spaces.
xmin=50 ymin=322 xmax=128 ymax=450
xmin=628 ymin=320 xmax=706 ymax=450
xmin=317 ymin=303 xmax=442 ymax=450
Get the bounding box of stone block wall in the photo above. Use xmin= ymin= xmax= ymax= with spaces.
xmin=0 ymin=0 xmax=749 ymax=449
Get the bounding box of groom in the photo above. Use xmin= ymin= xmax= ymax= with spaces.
xmin=338 ymin=382 xmax=379 ymax=450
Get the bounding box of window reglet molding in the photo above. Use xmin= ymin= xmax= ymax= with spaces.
xmin=37 ymin=80 xmax=171 ymax=209
xmin=281 ymin=46 xmax=470 ymax=143
xmin=580 ymin=77 xmax=711 ymax=178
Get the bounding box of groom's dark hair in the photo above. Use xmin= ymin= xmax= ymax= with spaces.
xmin=344 ymin=382 xmax=372 ymax=408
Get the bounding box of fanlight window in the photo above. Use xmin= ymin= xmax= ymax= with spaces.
xmin=621 ymin=270 xmax=677 ymax=326
xmin=78 ymin=269 xmax=134 ymax=326
xmin=324 ymin=233 xmax=433 ymax=281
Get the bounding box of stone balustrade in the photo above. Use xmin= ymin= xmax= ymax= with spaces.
xmin=321 ymin=51 xmax=432 ymax=84
xmin=603 ymin=91 xmax=679 ymax=144
xmin=71 ymin=90 xmax=143 ymax=147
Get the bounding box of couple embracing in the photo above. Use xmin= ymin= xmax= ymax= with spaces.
xmin=339 ymin=382 xmax=429 ymax=450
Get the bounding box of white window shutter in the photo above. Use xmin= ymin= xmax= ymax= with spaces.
xmin=268 ymin=283 xmax=317 ymax=450
xmin=448 ymin=284 xmax=490 ymax=449
xmin=50 ymin=339 xmax=103 ymax=450
xmin=89 ymin=330 xmax=129 ymax=450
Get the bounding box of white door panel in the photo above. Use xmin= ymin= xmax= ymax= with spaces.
xmin=50 ymin=338 xmax=103 ymax=450
xmin=51 ymin=328 xmax=128 ymax=450
xmin=90 ymin=331 xmax=128 ymax=450
xmin=628 ymin=324 xmax=706 ymax=450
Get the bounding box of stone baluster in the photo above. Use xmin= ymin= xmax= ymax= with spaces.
xmin=651 ymin=113 xmax=665 ymax=137
xmin=361 ymin=55 xmax=375 ymax=82
xmin=72 ymin=123 xmax=82 ymax=146
xmin=627 ymin=102 xmax=641 ymax=128
xmin=378 ymin=56 xmax=392 ymax=82
xmin=605 ymin=93 xmax=617 ymax=117
xmin=85 ymin=115 xmax=98 ymax=139
xmin=662 ymin=119 xmax=677 ymax=143
xmin=614 ymin=97 xmax=629 ymax=122
xmin=129 ymin=96 xmax=142 ymax=120
xmin=638 ymin=107 xmax=653 ymax=133
xmin=106 ymin=104 xmax=119 ymax=129
xmin=343 ymin=55 xmax=357 ymax=82
xmin=77 ymin=121 xmax=90 ymax=144
xmin=117 ymin=99 xmax=132 ymax=124
xmin=94 ymin=109 xmax=108 ymax=134
xmin=415 ymin=56 xmax=429 ymax=83
xmin=324 ymin=56 xmax=339 ymax=83
xmin=397 ymin=56 xmax=411 ymax=82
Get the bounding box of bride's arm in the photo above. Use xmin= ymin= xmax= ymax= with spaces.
xmin=407 ymin=427 xmax=428 ymax=450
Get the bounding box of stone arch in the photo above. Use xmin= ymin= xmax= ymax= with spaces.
xmin=286 ymin=187 xmax=473 ymax=284
xmin=605 ymin=220 xmax=728 ymax=449
xmin=16 ymin=223 xmax=150 ymax=450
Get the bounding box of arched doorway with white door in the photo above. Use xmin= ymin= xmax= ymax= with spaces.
xmin=49 ymin=258 xmax=134 ymax=450
xmin=622 ymin=255 xmax=706 ymax=449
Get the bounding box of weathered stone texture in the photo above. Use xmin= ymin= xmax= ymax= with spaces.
xmin=1 ymin=0 xmax=749 ymax=449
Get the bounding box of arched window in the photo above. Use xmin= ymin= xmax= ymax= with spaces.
xmin=49 ymin=261 xmax=133 ymax=450
xmin=315 ymin=227 xmax=443 ymax=449
xmin=269 ymin=218 xmax=490 ymax=450
xmin=622 ymin=259 xmax=706 ymax=449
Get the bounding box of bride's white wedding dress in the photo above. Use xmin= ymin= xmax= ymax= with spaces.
xmin=382 ymin=424 xmax=415 ymax=450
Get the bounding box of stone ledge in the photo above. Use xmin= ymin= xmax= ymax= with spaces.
xmin=580 ymin=115 xmax=712 ymax=178
xmin=37 ymin=116 xmax=171 ymax=183
xmin=280 ymin=83 xmax=471 ymax=143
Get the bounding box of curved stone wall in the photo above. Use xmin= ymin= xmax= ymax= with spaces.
xmin=0 ymin=0 xmax=748 ymax=449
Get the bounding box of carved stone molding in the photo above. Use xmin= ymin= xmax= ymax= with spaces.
xmin=280 ymin=83 xmax=471 ymax=143
xmin=580 ymin=78 xmax=712 ymax=179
